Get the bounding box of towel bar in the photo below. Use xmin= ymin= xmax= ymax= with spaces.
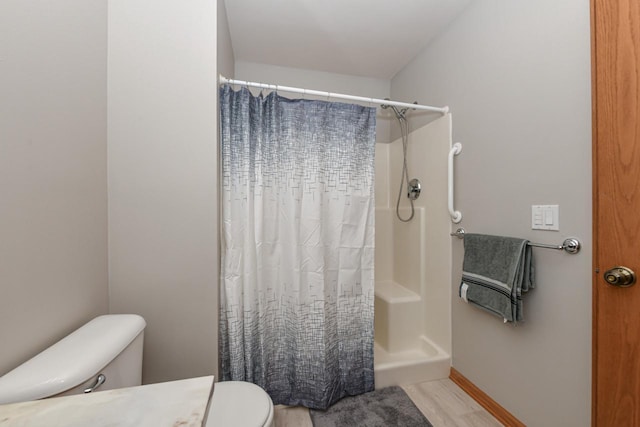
xmin=450 ymin=228 xmax=581 ymax=254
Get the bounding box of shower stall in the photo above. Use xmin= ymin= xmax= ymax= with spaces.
xmin=373 ymin=114 xmax=452 ymax=388
xmin=217 ymin=73 xmax=454 ymax=393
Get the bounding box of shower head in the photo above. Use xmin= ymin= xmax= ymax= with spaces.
xmin=381 ymin=101 xmax=405 ymax=120
xmin=391 ymin=105 xmax=406 ymax=120
xmin=381 ymin=99 xmax=418 ymax=121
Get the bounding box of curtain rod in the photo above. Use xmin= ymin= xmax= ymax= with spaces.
xmin=219 ymin=75 xmax=449 ymax=115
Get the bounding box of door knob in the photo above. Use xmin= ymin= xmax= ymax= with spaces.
xmin=603 ymin=266 xmax=636 ymax=287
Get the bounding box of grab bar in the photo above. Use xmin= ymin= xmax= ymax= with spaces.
xmin=448 ymin=143 xmax=462 ymax=223
xmin=450 ymin=228 xmax=581 ymax=254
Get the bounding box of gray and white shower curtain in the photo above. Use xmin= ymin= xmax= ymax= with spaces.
xmin=219 ymin=85 xmax=375 ymax=409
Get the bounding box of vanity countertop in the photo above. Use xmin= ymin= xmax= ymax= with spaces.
xmin=0 ymin=375 xmax=214 ymax=427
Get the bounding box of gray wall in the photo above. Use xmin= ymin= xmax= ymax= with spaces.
xmin=108 ymin=0 xmax=220 ymax=384
xmin=0 ymin=1 xmax=109 ymax=374
xmin=217 ymin=0 xmax=235 ymax=79
xmin=391 ymin=1 xmax=592 ymax=426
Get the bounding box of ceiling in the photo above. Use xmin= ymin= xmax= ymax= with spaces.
xmin=224 ymin=0 xmax=473 ymax=79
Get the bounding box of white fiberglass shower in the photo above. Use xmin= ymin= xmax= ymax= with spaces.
xmin=373 ymin=114 xmax=453 ymax=388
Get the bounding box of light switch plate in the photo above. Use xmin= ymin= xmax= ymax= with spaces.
xmin=532 ymin=205 xmax=559 ymax=230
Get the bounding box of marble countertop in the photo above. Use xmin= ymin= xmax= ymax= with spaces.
xmin=0 ymin=375 xmax=214 ymax=427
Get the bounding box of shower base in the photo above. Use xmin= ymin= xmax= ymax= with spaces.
xmin=373 ymin=335 xmax=450 ymax=389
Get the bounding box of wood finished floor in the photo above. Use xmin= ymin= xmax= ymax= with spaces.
xmin=273 ymin=379 xmax=504 ymax=427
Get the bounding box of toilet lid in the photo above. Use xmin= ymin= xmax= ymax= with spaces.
xmin=206 ymin=381 xmax=273 ymax=427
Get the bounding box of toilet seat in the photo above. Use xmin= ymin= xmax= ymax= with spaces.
xmin=206 ymin=381 xmax=274 ymax=427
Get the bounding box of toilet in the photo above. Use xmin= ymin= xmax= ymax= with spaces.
xmin=207 ymin=381 xmax=274 ymax=427
xmin=0 ymin=314 xmax=274 ymax=427
xmin=0 ymin=314 xmax=147 ymax=404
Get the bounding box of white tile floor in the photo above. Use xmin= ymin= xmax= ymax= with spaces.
xmin=273 ymin=379 xmax=504 ymax=427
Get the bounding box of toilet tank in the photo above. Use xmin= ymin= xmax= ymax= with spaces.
xmin=0 ymin=314 xmax=146 ymax=405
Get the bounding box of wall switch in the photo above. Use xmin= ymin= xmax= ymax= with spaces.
xmin=532 ymin=205 xmax=559 ymax=230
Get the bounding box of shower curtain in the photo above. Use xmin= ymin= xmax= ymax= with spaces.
xmin=219 ymin=85 xmax=376 ymax=409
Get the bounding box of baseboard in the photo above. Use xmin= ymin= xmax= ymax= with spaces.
xmin=449 ymin=367 xmax=526 ymax=427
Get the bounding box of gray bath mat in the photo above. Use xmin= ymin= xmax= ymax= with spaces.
xmin=309 ymin=386 xmax=433 ymax=427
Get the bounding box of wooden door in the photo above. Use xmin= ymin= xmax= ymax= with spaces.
xmin=592 ymin=0 xmax=640 ymax=425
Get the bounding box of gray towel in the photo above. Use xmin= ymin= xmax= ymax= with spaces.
xmin=459 ymin=234 xmax=535 ymax=323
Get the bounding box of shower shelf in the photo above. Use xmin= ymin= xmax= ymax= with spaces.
xmin=375 ymin=280 xmax=422 ymax=354
xmin=374 ymin=280 xmax=420 ymax=304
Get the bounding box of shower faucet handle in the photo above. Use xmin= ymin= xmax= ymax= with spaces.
xmin=408 ymin=179 xmax=421 ymax=200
